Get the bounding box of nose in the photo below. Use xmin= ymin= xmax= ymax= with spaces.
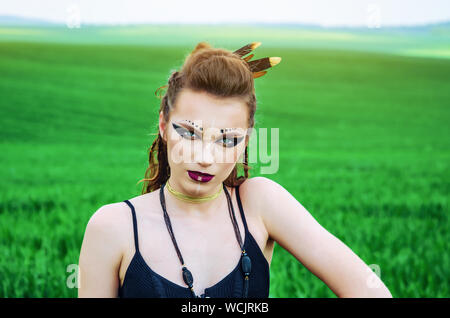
xmin=195 ymin=141 xmax=215 ymax=166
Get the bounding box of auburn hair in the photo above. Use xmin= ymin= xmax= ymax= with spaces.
xmin=138 ymin=42 xmax=257 ymax=194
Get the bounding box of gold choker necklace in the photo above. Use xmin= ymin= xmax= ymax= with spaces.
xmin=166 ymin=180 xmax=223 ymax=203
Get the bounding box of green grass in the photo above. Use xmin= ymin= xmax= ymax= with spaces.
xmin=0 ymin=35 xmax=449 ymax=297
xmin=1 ymin=24 xmax=450 ymax=59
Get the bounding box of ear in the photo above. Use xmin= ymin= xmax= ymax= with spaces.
xmin=159 ymin=111 xmax=167 ymax=142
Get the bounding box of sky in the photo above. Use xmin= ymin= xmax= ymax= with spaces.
xmin=1 ymin=0 xmax=449 ymax=27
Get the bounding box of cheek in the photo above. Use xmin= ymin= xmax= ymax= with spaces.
xmin=219 ymin=143 xmax=245 ymax=165
xmin=167 ymin=139 xmax=196 ymax=164
xmin=218 ymin=146 xmax=246 ymax=176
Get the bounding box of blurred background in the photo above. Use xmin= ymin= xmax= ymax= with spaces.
xmin=0 ymin=0 xmax=448 ymax=297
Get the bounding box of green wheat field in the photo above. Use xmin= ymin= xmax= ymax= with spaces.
xmin=0 ymin=24 xmax=449 ymax=297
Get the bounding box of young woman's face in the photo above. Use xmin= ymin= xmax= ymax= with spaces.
xmin=159 ymin=88 xmax=249 ymax=193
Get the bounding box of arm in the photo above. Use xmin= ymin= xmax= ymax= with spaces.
xmin=78 ymin=204 xmax=124 ymax=297
xmin=252 ymin=177 xmax=392 ymax=298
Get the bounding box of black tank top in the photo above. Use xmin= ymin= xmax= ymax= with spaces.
xmin=118 ymin=184 xmax=270 ymax=298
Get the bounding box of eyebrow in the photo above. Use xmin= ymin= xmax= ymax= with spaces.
xmin=174 ymin=122 xmax=245 ymax=135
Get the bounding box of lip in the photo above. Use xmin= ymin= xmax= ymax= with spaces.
xmin=188 ymin=170 xmax=214 ymax=182
xmin=189 ymin=170 xmax=213 ymax=177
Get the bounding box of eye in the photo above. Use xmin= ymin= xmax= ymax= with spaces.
xmin=220 ymin=136 xmax=243 ymax=148
xmin=182 ymin=129 xmax=197 ymax=139
xmin=172 ymin=123 xmax=198 ymax=140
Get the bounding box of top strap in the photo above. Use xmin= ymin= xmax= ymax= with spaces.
xmin=235 ymin=184 xmax=249 ymax=234
xmin=123 ymin=200 xmax=139 ymax=253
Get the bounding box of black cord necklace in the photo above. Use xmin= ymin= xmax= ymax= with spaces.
xmin=159 ymin=181 xmax=252 ymax=298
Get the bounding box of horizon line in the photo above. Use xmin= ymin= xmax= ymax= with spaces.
xmin=0 ymin=14 xmax=449 ymax=29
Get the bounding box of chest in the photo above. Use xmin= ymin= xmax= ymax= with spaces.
xmin=118 ymin=193 xmax=272 ymax=296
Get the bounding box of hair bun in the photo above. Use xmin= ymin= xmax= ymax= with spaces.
xmin=192 ymin=42 xmax=212 ymax=53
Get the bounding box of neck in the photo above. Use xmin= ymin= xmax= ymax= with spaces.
xmin=164 ymin=177 xmax=228 ymax=216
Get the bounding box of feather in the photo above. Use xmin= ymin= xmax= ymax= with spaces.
xmin=248 ymin=57 xmax=282 ymax=73
xmin=243 ymin=53 xmax=254 ymax=62
xmin=247 ymin=57 xmax=272 ymax=73
xmin=252 ymin=71 xmax=267 ymax=79
xmin=233 ymin=42 xmax=261 ymax=58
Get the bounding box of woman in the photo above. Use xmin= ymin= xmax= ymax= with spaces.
xmin=78 ymin=42 xmax=392 ymax=298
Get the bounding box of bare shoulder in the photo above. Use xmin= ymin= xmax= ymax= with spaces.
xmin=84 ymin=201 xmax=134 ymax=252
xmin=78 ymin=201 xmax=135 ymax=297
xmin=239 ymin=176 xmax=283 ymax=193
xmin=237 ymin=176 xmax=269 ymax=210
xmin=88 ymin=201 xmax=130 ymax=231
xmin=239 ymin=176 xmax=322 ymax=255
xmin=238 ymin=177 xmax=287 ymax=228
xmin=86 ymin=191 xmax=158 ymax=240
xmin=239 ymin=176 xmax=287 ymax=209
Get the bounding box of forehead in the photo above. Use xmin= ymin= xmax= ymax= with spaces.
xmin=170 ymin=88 xmax=248 ymax=130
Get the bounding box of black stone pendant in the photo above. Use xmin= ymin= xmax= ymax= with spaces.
xmin=241 ymin=252 xmax=252 ymax=276
xmin=182 ymin=266 xmax=194 ymax=287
